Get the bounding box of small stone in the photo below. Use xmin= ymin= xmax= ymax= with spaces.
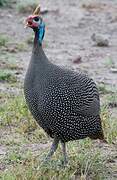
xmin=110 ymin=67 xmax=117 ymax=73
xmin=40 ymin=8 xmax=49 ymax=15
xmin=72 ymin=56 xmax=82 ymax=64
xmin=9 ymin=48 xmax=17 ymax=53
xmin=91 ymin=33 xmax=109 ymax=47
xmin=0 ymin=146 xmax=7 ymax=155
xmin=0 ymin=164 xmax=6 ymax=171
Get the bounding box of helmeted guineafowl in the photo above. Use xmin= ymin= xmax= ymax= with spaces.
xmin=24 ymin=5 xmax=105 ymax=164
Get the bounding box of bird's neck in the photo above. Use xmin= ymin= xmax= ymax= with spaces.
xmin=32 ymin=30 xmax=48 ymax=65
xmin=34 ymin=30 xmax=40 ymax=47
xmin=24 ymin=30 xmax=49 ymax=90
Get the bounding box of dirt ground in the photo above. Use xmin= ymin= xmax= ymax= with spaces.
xmin=0 ymin=0 xmax=117 ymax=86
xmin=0 ymin=0 xmax=117 ymax=179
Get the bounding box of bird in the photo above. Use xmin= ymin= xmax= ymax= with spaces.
xmin=24 ymin=5 xmax=105 ymax=164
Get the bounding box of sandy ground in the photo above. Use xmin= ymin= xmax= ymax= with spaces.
xmin=0 ymin=0 xmax=117 ymax=88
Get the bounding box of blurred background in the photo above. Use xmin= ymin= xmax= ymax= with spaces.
xmin=0 ymin=0 xmax=117 ymax=179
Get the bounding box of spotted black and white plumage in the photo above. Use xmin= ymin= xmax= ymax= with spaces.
xmin=24 ymin=44 xmax=104 ymax=142
xmin=24 ymin=18 xmax=104 ymax=163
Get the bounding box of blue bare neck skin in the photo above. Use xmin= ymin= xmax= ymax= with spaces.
xmin=32 ymin=20 xmax=49 ymax=65
xmin=34 ymin=20 xmax=45 ymax=47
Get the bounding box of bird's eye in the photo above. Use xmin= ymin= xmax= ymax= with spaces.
xmin=34 ymin=17 xmax=39 ymax=22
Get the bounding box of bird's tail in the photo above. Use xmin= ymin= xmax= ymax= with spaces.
xmin=98 ymin=130 xmax=108 ymax=143
xmin=89 ymin=116 xmax=108 ymax=143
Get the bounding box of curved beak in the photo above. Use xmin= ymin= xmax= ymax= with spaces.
xmin=24 ymin=16 xmax=33 ymax=28
xmin=24 ymin=22 xmax=28 ymax=28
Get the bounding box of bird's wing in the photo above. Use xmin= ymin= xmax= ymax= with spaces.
xmin=65 ymin=74 xmax=100 ymax=116
xmin=38 ymin=67 xmax=100 ymax=117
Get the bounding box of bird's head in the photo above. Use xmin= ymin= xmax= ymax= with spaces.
xmin=26 ymin=15 xmax=42 ymax=29
xmin=25 ymin=5 xmax=45 ymax=45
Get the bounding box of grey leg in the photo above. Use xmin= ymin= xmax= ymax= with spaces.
xmin=45 ymin=136 xmax=59 ymax=162
xmin=61 ymin=142 xmax=68 ymax=165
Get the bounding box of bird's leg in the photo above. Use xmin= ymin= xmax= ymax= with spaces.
xmin=44 ymin=136 xmax=59 ymax=162
xmin=61 ymin=142 xmax=68 ymax=165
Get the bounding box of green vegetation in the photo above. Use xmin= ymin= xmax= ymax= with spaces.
xmin=0 ymin=147 xmax=109 ymax=180
xmin=0 ymin=94 xmax=116 ymax=179
xmin=98 ymin=82 xmax=117 ymax=95
xmin=98 ymin=83 xmax=111 ymax=94
xmin=108 ymin=93 xmax=117 ymax=108
xmin=26 ymin=35 xmax=34 ymax=45
xmin=104 ymin=57 xmax=115 ymax=68
xmin=0 ymin=0 xmax=16 ymax=7
xmin=14 ymin=42 xmax=27 ymax=51
xmin=0 ymin=69 xmax=17 ymax=83
xmin=0 ymin=51 xmax=19 ymax=84
xmin=17 ymin=0 xmax=39 ymax=13
xmin=0 ymin=35 xmax=26 ymax=86
xmin=0 ymin=33 xmax=27 ymax=52
xmin=101 ymin=105 xmax=117 ymax=143
xmin=0 ymin=34 xmax=8 ymax=46
xmin=0 ymin=95 xmax=48 ymax=142
xmin=0 ymin=0 xmax=8 ymax=7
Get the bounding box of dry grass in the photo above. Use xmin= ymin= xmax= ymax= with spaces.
xmin=17 ymin=0 xmax=39 ymax=14
xmin=0 ymin=93 xmax=116 ymax=179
